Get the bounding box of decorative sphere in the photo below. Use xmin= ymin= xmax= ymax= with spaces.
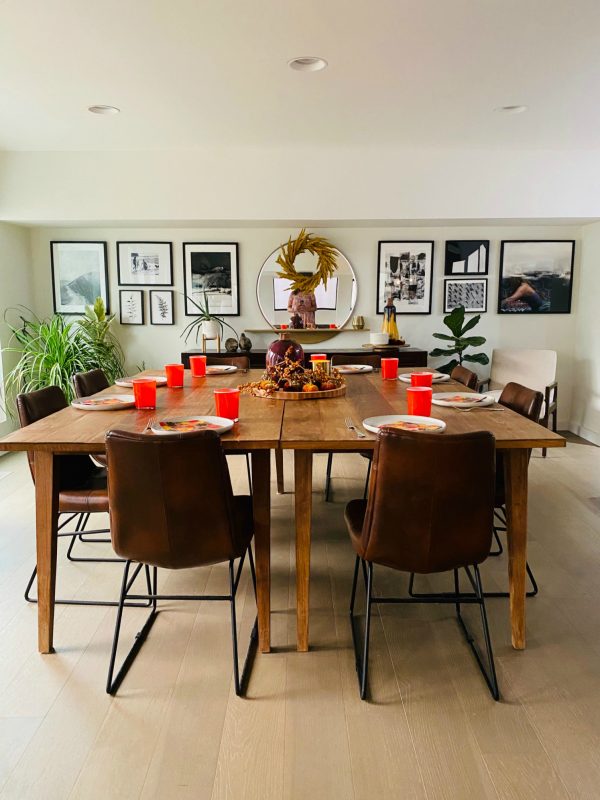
xmin=266 ymin=337 xmax=304 ymax=368
xmin=225 ymin=338 xmax=239 ymax=352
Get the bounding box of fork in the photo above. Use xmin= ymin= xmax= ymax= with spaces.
xmin=454 ymin=406 xmax=505 ymax=413
xmin=345 ymin=417 xmax=366 ymax=438
xmin=143 ymin=416 xmax=156 ymax=433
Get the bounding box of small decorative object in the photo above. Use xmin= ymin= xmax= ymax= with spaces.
xmin=240 ymin=347 xmax=345 ymax=399
xmin=444 ymin=279 xmax=487 ymax=314
xmin=352 ymin=315 xmax=365 ymax=330
xmin=370 ymin=332 xmax=389 ymax=346
xmin=119 ymin=290 xmax=144 ymax=325
xmin=382 ymin=297 xmax=400 ymax=340
xmin=377 ymin=241 xmax=434 ymax=315
xmin=290 ymin=312 xmax=303 ymax=329
xmin=149 ymin=290 xmax=174 ymax=325
xmin=430 ymin=305 xmax=489 ymax=374
xmin=266 ymin=337 xmax=304 ymax=368
xmin=51 ymin=241 xmax=109 ymax=314
xmin=183 ymin=242 xmax=240 ymax=316
xmin=287 ymin=289 xmax=317 ymax=328
xmin=181 ymin=291 xmax=238 ymax=353
xmin=276 ymin=228 xmax=338 ymax=293
xmin=498 ymin=240 xmax=575 ymax=314
xmin=444 ymin=240 xmax=489 ymax=276
xmin=239 ymin=332 xmax=252 ymax=351
xmin=225 ymin=337 xmax=239 ymax=352
xmin=117 ymin=242 xmax=173 ymax=286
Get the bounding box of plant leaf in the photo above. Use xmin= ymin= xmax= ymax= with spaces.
xmin=432 ymin=333 xmax=457 ymax=342
xmin=429 ymin=347 xmax=460 ymax=357
xmin=460 ymin=315 xmax=481 ymax=335
xmin=436 ymin=359 xmax=459 ymax=374
xmin=456 ymin=335 xmax=487 ymax=347
xmin=462 ymin=352 xmax=490 ymax=365
xmin=442 ymin=306 xmax=465 ymax=337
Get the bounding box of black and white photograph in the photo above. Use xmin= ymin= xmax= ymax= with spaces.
xmin=50 ymin=241 xmax=109 ymax=314
xmin=444 ymin=279 xmax=488 ymax=313
xmin=117 ymin=241 xmax=173 ymax=286
xmin=444 ymin=240 xmax=489 ymax=275
xmin=150 ymin=290 xmax=174 ymax=325
xmin=377 ymin=241 xmax=434 ymax=315
xmin=498 ymin=240 xmax=575 ymax=314
xmin=119 ymin=289 xmax=145 ymax=325
xmin=183 ymin=242 xmax=240 ymax=316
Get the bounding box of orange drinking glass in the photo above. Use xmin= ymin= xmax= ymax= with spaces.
xmin=310 ymin=354 xmax=327 ymax=361
xmin=381 ymin=358 xmax=399 ymax=380
xmin=189 ymin=355 xmax=207 ymax=377
xmin=214 ymin=388 xmax=240 ymax=422
xmin=132 ymin=379 xmax=157 ymax=410
xmin=410 ymin=371 xmax=434 ymax=387
xmin=406 ymin=386 xmax=433 ymax=416
xmin=165 ymin=363 xmax=184 ymax=388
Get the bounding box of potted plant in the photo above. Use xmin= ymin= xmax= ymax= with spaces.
xmin=181 ymin=291 xmax=238 ymax=344
xmin=429 ymin=305 xmax=489 ymax=374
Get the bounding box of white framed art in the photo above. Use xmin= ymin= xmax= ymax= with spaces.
xmin=444 ymin=279 xmax=488 ymax=313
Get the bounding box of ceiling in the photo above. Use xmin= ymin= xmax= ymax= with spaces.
xmin=1 ymin=0 xmax=600 ymax=151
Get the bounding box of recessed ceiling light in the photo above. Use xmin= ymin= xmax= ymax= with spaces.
xmin=88 ymin=105 xmax=120 ymax=115
xmin=288 ymin=56 xmax=328 ymax=72
xmin=495 ymin=105 xmax=528 ymax=114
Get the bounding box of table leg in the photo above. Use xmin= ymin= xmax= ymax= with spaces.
xmin=34 ymin=451 xmax=59 ymax=654
xmin=504 ymin=448 xmax=529 ymax=650
xmin=294 ymin=450 xmax=313 ymax=652
xmin=275 ymin=448 xmax=284 ymax=494
xmin=252 ymin=450 xmax=271 ymax=653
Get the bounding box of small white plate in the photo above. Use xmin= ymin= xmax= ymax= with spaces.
xmin=334 ymin=364 xmax=374 ymax=374
xmin=151 ymin=416 xmax=234 ymax=435
xmin=206 ymin=365 xmax=237 ymax=374
xmin=432 ymin=392 xmax=494 ymax=409
xmin=115 ymin=375 xmax=168 ymax=388
xmin=363 ymin=415 xmax=446 ymax=434
xmin=71 ymin=394 xmax=135 ymax=411
xmin=398 ymin=372 xmax=450 ymax=384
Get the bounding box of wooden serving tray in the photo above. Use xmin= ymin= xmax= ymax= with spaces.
xmin=253 ymin=385 xmax=346 ymax=401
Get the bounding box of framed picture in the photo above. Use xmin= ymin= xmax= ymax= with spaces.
xmin=444 ymin=279 xmax=487 ymax=313
xmin=377 ymin=241 xmax=434 ymax=315
xmin=117 ymin=241 xmax=173 ymax=286
xmin=498 ymin=240 xmax=575 ymax=314
xmin=150 ymin=290 xmax=174 ymax=325
xmin=183 ymin=242 xmax=239 ymax=316
xmin=50 ymin=241 xmax=109 ymax=314
xmin=119 ymin=290 xmax=144 ymax=325
xmin=445 ymin=240 xmax=489 ymax=276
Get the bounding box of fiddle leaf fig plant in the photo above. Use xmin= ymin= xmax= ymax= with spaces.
xmin=429 ymin=305 xmax=489 ymax=374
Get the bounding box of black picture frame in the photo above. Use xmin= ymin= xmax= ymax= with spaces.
xmin=444 ymin=240 xmax=489 ymax=276
xmin=498 ymin=240 xmax=575 ymax=315
xmin=50 ymin=241 xmax=109 ymax=314
xmin=183 ymin=242 xmax=240 ymax=316
xmin=149 ymin=290 xmax=175 ymax=325
xmin=376 ymin=241 xmax=434 ymax=315
xmin=444 ymin=278 xmax=488 ymax=314
xmin=119 ymin=289 xmax=145 ymax=325
xmin=117 ymin=241 xmax=173 ymax=286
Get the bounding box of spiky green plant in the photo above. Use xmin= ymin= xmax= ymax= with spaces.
xmin=181 ymin=291 xmax=238 ymax=345
xmin=429 ymin=305 xmax=489 ymax=374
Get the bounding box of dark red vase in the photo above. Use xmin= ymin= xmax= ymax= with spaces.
xmin=266 ymin=337 xmax=304 ymax=368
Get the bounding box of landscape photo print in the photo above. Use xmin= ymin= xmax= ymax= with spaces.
xmin=183 ymin=243 xmax=240 ymax=316
xmin=498 ymin=240 xmax=575 ymax=314
xmin=51 ymin=241 xmax=109 ymax=314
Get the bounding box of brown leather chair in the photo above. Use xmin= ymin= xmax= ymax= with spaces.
xmin=104 ymin=428 xmax=257 ymax=696
xmin=345 ymin=428 xmax=499 ymax=700
xmin=207 ymin=355 xmax=250 ymax=371
xmin=72 ymin=369 xmax=110 ymax=468
xmin=451 ymin=364 xmax=479 ymax=390
xmin=17 ymin=386 xmax=133 ymax=607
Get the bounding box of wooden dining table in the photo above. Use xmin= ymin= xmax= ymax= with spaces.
xmin=0 ymin=367 xmax=565 ymax=660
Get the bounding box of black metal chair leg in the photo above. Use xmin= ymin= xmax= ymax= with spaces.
xmin=247 ymin=546 xmax=257 ymax=599
xmin=363 ymin=459 xmax=372 ymax=500
xmin=66 ymin=511 xmax=122 ymax=564
xmin=325 ymin=452 xmax=334 ymax=502
xmin=229 ymin=560 xmax=241 ymax=695
xmin=245 ymin=453 xmax=253 ymax=494
xmin=349 ymin=558 xmax=373 ymax=701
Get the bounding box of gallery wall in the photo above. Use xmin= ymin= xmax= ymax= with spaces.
xmin=28 ymin=222 xmax=580 ymax=426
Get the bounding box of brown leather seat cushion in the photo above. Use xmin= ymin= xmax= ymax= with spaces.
xmin=345 ymin=498 xmax=367 ymax=550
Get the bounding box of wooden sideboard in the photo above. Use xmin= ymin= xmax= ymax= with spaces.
xmin=181 ymin=346 xmax=428 ymax=370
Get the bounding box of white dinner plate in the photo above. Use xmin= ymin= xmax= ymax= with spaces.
xmin=115 ymin=375 xmax=168 ymax=388
xmin=71 ymin=394 xmax=135 ymax=411
xmin=334 ymin=364 xmax=374 ymax=374
xmin=431 ymin=392 xmax=494 ymax=409
xmin=206 ymin=365 xmax=237 ymax=374
xmin=150 ymin=416 xmax=234 ymax=435
xmin=398 ymin=372 xmax=450 ymax=384
xmin=362 ymin=415 xmax=446 ymax=434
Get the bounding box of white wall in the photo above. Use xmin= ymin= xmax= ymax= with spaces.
xmin=571 ymin=221 xmax=600 ymax=444
xmin=0 ymin=222 xmax=34 ymax=434
xmin=29 ymin=222 xmax=580 ymax=426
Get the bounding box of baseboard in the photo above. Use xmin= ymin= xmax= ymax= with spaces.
xmin=568 ymin=422 xmax=600 ymax=446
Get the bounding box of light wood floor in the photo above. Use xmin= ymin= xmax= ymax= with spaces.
xmin=0 ymin=440 xmax=598 ymax=799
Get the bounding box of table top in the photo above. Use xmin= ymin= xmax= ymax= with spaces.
xmin=0 ymin=369 xmax=566 ymax=453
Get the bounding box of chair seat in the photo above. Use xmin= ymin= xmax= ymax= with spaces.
xmin=59 ymin=469 xmax=109 ymax=513
xmin=344 ymin=499 xmax=368 ymax=555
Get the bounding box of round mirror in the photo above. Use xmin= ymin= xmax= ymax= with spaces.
xmin=256 ymin=246 xmax=358 ymax=331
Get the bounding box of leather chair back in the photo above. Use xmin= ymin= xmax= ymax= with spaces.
xmin=16 ymin=386 xmax=98 ymax=486
xmin=357 ymin=429 xmax=495 ymax=573
xmin=106 ymin=429 xmax=246 ymax=569
xmin=207 ymin=356 xmax=249 ymax=371
xmin=498 ymin=382 xmax=543 ymax=422
xmin=73 ymin=369 xmax=110 ymax=398
xmin=330 ymin=354 xmax=381 ymax=368
xmin=451 ymin=365 xmax=479 ymax=390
